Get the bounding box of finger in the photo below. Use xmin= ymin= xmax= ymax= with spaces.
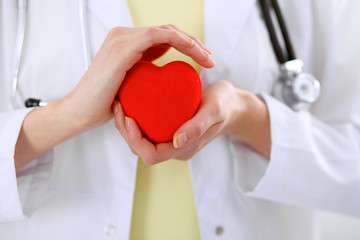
xmin=113 ymin=101 xmax=139 ymax=155
xmin=125 ymin=117 xmax=159 ymax=164
xmin=165 ymin=24 xmax=212 ymax=55
xmin=130 ymin=27 xmax=215 ymax=68
xmin=173 ymin=102 xmax=221 ymax=149
xmin=173 ymin=44 xmax=215 ymax=68
xmin=129 ymin=146 xmax=138 ymax=156
xmin=135 ymin=26 xmax=194 ymax=51
xmin=153 ymin=27 xmax=214 ymax=67
xmin=141 ymin=45 xmax=170 ymax=62
xmin=112 ymin=101 xmax=127 ymax=137
xmin=152 ymin=141 xmax=183 ymax=162
xmin=126 ymin=117 xmax=180 ymax=164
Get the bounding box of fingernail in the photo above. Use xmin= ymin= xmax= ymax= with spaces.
xmin=206 ymin=58 xmax=216 ymax=66
xmin=125 ymin=117 xmax=130 ymax=131
xmin=204 ymin=47 xmax=212 ymax=55
xmin=113 ymin=103 xmax=119 ymax=114
xmin=202 ymin=48 xmax=210 ymax=58
xmin=174 ymin=132 xmax=188 ymax=149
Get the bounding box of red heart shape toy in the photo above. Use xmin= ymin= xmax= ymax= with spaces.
xmin=118 ymin=61 xmax=202 ymax=143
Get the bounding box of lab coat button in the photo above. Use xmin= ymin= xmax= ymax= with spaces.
xmin=104 ymin=225 xmax=116 ymax=236
xmin=215 ymin=226 xmax=224 ymax=235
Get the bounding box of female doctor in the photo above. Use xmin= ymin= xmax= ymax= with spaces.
xmin=1 ymin=0 xmax=360 ymax=239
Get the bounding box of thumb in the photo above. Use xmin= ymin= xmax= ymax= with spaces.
xmin=173 ymin=107 xmax=215 ymax=149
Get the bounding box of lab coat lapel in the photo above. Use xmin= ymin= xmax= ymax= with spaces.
xmin=87 ymin=0 xmax=134 ymax=29
xmin=205 ymin=0 xmax=255 ymax=55
xmin=87 ymin=0 xmax=256 ymax=60
xmin=203 ymin=0 xmax=256 ymax=83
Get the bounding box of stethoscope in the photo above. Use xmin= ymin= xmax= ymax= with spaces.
xmin=11 ymin=0 xmax=320 ymax=111
xmin=11 ymin=0 xmax=90 ymax=109
xmin=259 ymin=0 xmax=321 ymax=111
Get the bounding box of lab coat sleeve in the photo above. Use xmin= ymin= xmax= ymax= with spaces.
xmin=245 ymin=94 xmax=360 ymax=216
xmin=0 ymin=109 xmax=54 ymax=222
xmin=234 ymin=0 xmax=360 ymax=217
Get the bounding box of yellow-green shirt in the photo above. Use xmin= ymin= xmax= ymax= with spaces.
xmin=127 ymin=0 xmax=204 ymax=239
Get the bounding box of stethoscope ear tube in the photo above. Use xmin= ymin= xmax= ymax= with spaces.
xmin=12 ymin=0 xmax=90 ymax=108
xmin=258 ymin=0 xmax=295 ymax=63
xmin=11 ymin=0 xmax=28 ymax=109
xmin=79 ymin=0 xmax=91 ymax=71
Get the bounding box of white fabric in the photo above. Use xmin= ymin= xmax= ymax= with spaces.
xmin=0 ymin=0 xmax=359 ymax=239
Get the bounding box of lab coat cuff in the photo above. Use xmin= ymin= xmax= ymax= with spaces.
xmin=0 ymin=109 xmax=54 ymax=221
xmin=16 ymin=149 xmax=54 ymax=218
xmin=244 ymin=94 xmax=312 ymax=199
xmin=230 ymin=137 xmax=269 ymax=193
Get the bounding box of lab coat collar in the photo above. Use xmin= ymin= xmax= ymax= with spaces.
xmin=205 ymin=0 xmax=256 ymax=49
xmin=87 ymin=0 xmax=134 ymax=29
xmin=87 ymin=0 xmax=256 ymax=43
xmin=202 ymin=0 xmax=256 ymax=85
xmin=86 ymin=0 xmax=256 ymax=87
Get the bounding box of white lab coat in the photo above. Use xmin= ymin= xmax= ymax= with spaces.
xmin=0 ymin=0 xmax=359 ymax=239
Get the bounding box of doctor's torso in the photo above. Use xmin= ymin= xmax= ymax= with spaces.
xmin=0 ymin=0 xmax=341 ymax=239
xmin=126 ymin=0 xmax=203 ymax=238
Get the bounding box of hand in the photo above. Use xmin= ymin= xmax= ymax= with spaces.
xmin=14 ymin=24 xmax=215 ymax=169
xmin=62 ymin=25 xmax=214 ymax=131
xmin=113 ymin=80 xmax=271 ymax=165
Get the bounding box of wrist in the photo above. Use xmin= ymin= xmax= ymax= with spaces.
xmin=226 ymin=89 xmax=271 ymax=158
xmin=15 ymin=98 xmax=87 ymax=169
xmin=51 ymin=96 xmax=92 ymax=137
xmin=223 ymin=88 xmax=251 ymax=138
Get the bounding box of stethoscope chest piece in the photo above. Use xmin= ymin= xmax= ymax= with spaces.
xmin=259 ymin=0 xmax=321 ymax=111
xmin=272 ymin=59 xmax=321 ymax=111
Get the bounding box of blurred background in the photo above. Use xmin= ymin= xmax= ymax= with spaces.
xmin=319 ymin=211 xmax=360 ymax=240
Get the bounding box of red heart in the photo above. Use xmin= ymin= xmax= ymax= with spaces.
xmin=118 ymin=61 xmax=202 ymax=143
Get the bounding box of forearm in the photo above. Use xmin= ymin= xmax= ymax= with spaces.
xmin=14 ymin=99 xmax=86 ymax=170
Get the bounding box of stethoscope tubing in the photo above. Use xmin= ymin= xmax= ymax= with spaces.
xmin=11 ymin=0 xmax=90 ymax=109
xmin=258 ymin=0 xmax=296 ymax=64
xmin=12 ymin=0 xmax=319 ymax=111
xmin=79 ymin=0 xmax=91 ymax=71
xmin=11 ymin=0 xmax=27 ymax=109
